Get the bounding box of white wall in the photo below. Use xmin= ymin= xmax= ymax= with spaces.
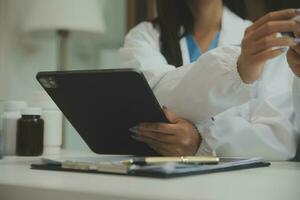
xmin=0 ymin=0 xmax=127 ymax=151
xmin=0 ymin=0 xmax=57 ymax=102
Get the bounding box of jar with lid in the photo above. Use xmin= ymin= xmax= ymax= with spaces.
xmin=31 ymin=91 xmax=62 ymax=154
xmin=16 ymin=108 xmax=44 ymax=156
xmin=1 ymin=101 xmax=27 ymax=155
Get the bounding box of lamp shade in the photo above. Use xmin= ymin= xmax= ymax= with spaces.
xmin=22 ymin=0 xmax=106 ymax=37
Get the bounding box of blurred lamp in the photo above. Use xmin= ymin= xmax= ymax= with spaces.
xmin=22 ymin=0 xmax=106 ymax=70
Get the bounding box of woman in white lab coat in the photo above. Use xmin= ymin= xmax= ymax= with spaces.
xmin=292 ymin=71 xmax=300 ymax=159
xmin=294 ymin=80 xmax=300 ymax=134
xmin=120 ymin=0 xmax=300 ymax=160
xmin=289 ymin=27 xmax=300 ymax=141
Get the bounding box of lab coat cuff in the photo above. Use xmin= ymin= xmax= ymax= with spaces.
xmin=231 ymin=62 xmax=257 ymax=99
xmin=294 ymin=76 xmax=300 ymax=94
xmin=196 ymin=136 xmax=215 ymax=156
xmin=225 ymin=46 xmax=257 ymax=99
xmin=195 ymin=119 xmax=216 ymax=156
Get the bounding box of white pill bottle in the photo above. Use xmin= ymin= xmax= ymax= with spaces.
xmin=2 ymin=101 xmax=27 ymax=155
xmin=31 ymin=91 xmax=63 ymax=155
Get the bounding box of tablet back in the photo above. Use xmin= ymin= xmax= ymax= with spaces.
xmin=36 ymin=69 xmax=167 ymax=156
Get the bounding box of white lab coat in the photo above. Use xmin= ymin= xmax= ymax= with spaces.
xmin=294 ymin=78 xmax=300 ymax=133
xmin=119 ymin=7 xmax=297 ymax=160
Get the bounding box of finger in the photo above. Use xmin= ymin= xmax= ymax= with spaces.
xmin=291 ymin=44 xmax=300 ymax=54
xmin=251 ymin=35 xmax=297 ymax=55
xmin=136 ymin=130 xmax=175 ymax=143
xmin=162 ymin=106 xmax=180 ymax=123
xmin=138 ymin=122 xmax=177 ymax=135
xmin=132 ymin=134 xmax=171 ymax=145
xmin=295 ymin=26 xmax=300 ymax=38
xmin=250 ymin=9 xmax=298 ymax=31
xmin=251 ymin=20 xmax=298 ymax=41
xmin=287 ymin=48 xmax=300 ymax=65
xmin=254 ymin=48 xmax=285 ymax=63
xmin=147 ymin=143 xmax=174 ymax=156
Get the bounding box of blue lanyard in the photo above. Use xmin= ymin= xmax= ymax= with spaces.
xmin=186 ymin=32 xmax=220 ymax=63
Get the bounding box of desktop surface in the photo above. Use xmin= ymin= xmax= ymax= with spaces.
xmin=0 ymin=150 xmax=300 ymax=200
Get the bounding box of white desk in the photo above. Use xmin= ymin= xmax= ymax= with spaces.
xmin=0 ymin=151 xmax=300 ymax=200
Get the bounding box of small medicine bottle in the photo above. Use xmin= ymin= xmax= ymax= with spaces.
xmin=16 ymin=108 xmax=44 ymax=156
xmin=2 ymin=101 xmax=27 ymax=155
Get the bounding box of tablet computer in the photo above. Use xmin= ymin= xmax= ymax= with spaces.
xmin=36 ymin=69 xmax=168 ymax=156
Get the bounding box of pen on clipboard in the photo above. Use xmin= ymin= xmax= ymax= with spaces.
xmin=122 ymin=156 xmax=219 ymax=165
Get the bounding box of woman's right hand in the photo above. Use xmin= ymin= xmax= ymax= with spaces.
xmin=237 ymin=9 xmax=300 ymax=84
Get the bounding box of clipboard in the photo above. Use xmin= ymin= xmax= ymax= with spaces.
xmin=31 ymin=157 xmax=270 ymax=179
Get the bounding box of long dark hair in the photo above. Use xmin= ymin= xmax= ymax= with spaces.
xmin=153 ymin=0 xmax=246 ymax=67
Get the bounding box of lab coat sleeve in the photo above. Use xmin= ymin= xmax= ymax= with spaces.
xmin=293 ymin=77 xmax=300 ymax=133
xmin=119 ymin=23 xmax=256 ymax=124
xmin=199 ymin=88 xmax=297 ymax=160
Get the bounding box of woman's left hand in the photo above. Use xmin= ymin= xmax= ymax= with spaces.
xmin=130 ymin=106 xmax=201 ymax=156
xmin=287 ymin=23 xmax=300 ymax=77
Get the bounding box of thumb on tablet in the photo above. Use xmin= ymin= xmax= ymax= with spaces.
xmin=162 ymin=106 xmax=180 ymax=124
